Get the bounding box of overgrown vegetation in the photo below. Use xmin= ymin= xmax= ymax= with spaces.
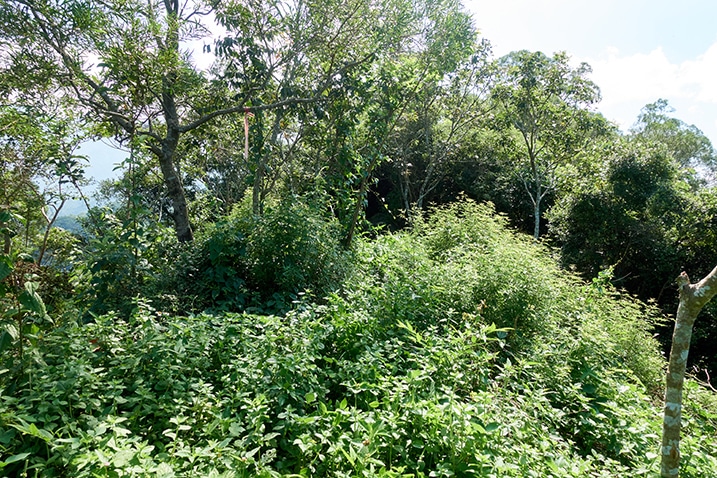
xmin=148 ymin=195 xmax=352 ymax=315
xmin=1 ymin=200 xmax=716 ymax=476
xmin=1 ymin=0 xmax=717 ymax=475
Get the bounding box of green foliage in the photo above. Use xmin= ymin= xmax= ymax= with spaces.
xmin=682 ymin=378 xmax=717 ymax=471
xmin=547 ymin=131 xmax=717 ymax=381
xmin=674 ymin=189 xmax=717 ymax=375
xmin=491 ymin=50 xmax=604 ymax=238
xmin=1 ymin=198 xmax=716 ymax=477
xmin=152 ymin=195 xmax=352 ymax=314
xmin=4 ymin=0 xmax=717 ymax=468
xmin=548 ymin=140 xmax=684 ymax=299
xmin=76 ymin=206 xmax=175 ymax=317
xmin=0 ymin=251 xmax=52 ymax=376
xmin=356 ymin=200 xmax=556 ymax=344
xmin=245 ymin=199 xmax=350 ymax=300
xmin=365 ymin=199 xmax=664 ymax=389
xmin=631 ymin=99 xmax=717 ymax=183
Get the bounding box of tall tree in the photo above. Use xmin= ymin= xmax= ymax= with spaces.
xmin=492 ymin=50 xmax=601 ymax=239
xmin=387 ymin=39 xmax=494 ymax=222
xmin=279 ymin=0 xmax=480 ymax=244
xmin=0 ymin=0 xmax=426 ymax=241
xmin=548 ymin=138 xmax=682 ymax=295
xmin=631 ymin=99 xmax=717 ymax=186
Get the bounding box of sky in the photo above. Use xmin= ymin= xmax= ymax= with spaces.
xmin=464 ymin=0 xmax=717 ymax=145
xmin=80 ymin=0 xmax=717 ymax=185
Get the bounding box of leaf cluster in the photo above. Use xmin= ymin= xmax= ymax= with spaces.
xmin=2 ymin=198 xmax=716 ymax=476
xmin=139 ymin=193 xmax=352 ymax=315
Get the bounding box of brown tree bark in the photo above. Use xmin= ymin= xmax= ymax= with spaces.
xmin=157 ymin=146 xmax=193 ymax=242
xmin=660 ymin=265 xmax=717 ymax=478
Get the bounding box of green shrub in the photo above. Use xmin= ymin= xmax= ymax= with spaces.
xmin=150 ymin=217 xmax=251 ymax=313
xmin=339 ymin=197 xmax=671 ymax=465
xmin=0 ymin=252 xmax=53 ymax=380
xmin=244 ymin=198 xmax=350 ymax=301
xmin=0 ymin=300 xmax=688 ymax=477
xmin=148 ymin=194 xmax=352 ymax=314
xmin=2 ymin=197 xmax=714 ymax=477
xmin=75 ymin=207 xmax=175 ymax=317
xmin=348 ymin=200 xmax=567 ymax=346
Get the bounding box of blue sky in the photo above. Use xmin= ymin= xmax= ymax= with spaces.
xmin=465 ymin=0 xmax=717 ymax=145
xmin=81 ymin=0 xmax=717 ymax=184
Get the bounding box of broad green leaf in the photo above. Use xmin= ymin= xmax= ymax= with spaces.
xmin=155 ymin=463 xmax=176 ymax=478
xmin=1 ymin=323 xmax=19 ymax=340
xmin=0 ymin=332 xmax=14 ymax=356
xmin=18 ymin=282 xmax=49 ymax=321
xmin=0 ymin=255 xmax=12 ymax=282
xmin=484 ymin=422 xmax=500 ymax=433
xmin=11 ymin=421 xmax=53 ymax=443
xmin=0 ymin=452 xmax=31 ymax=467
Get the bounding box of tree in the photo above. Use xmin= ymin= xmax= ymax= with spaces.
xmin=549 ymin=139 xmax=683 ymax=297
xmin=492 ymin=50 xmax=601 ymax=239
xmin=548 ymin=103 xmax=717 ymax=382
xmin=631 ymin=99 xmax=717 ymax=185
xmin=661 ymin=266 xmax=717 ymax=478
xmin=0 ymin=104 xmax=88 ymax=259
xmin=386 ymin=39 xmax=494 ymax=223
xmin=270 ymin=0 xmax=479 ymax=244
xmin=0 ymin=0 xmax=427 ymax=241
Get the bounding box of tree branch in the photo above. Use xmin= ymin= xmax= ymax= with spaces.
xmin=180 ymin=50 xmax=375 ymax=133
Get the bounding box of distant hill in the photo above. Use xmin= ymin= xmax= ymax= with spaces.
xmin=58 ymin=199 xmax=89 ymax=218
xmin=53 ymin=215 xmax=83 ymax=234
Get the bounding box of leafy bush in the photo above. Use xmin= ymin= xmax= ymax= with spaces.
xmin=0 ymin=251 xmax=54 ymax=380
xmin=244 ymin=197 xmax=350 ymax=300
xmin=0 ymin=305 xmax=695 ymax=477
xmin=148 ymin=217 xmax=251 ymax=313
xmin=151 ymin=195 xmax=352 ymax=314
xmin=1 ymin=198 xmax=715 ymax=477
xmin=337 ymin=198 xmax=671 ymax=464
xmin=0 ymin=302 xmax=670 ymax=477
xmin=75 ymin=207 xmax=175 ymax=317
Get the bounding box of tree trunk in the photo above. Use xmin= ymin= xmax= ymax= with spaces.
xmin=526 ymin=144 xmax=542 ymax=240
xmin=343 ymin=174 xmax=369 ymax=249
xmin=252 ymin=157 xmax=265 ymax=216
xmin=533 ymin=199 xmax=541 ymax=240
xmin=660 ymin=266 xmax=717 ymax=478
xmin=400 ymin=161 xmax=412 ymax=223
xmin=158 ymin=145 xmax=193 ymax=242
xmin=1 ymin=213 xmax=9 ymax=254
xmin=37 ymin=200 xmax=65 ymax=265
xmin=157 ymin=0 xmax=192 ymax=242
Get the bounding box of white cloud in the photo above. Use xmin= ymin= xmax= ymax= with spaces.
xmin=587 ymin=48 xmax=679 ymax=108
xmin=582 ymin=41 xmax=717 ymax=143
xmin=681 ymin=42 xmax=717 ymax=103
xmin=465 ymin=0 xmax=717 ymax=145
xmin=586 ymin=43 xmax=717 ymax=107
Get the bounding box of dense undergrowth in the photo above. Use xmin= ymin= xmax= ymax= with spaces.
xmin=1 ymin=200 xmax=716 ymax=477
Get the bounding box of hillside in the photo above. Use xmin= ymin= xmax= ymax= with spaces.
xmin=2 ymin=200 xmax=716 ymax=477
